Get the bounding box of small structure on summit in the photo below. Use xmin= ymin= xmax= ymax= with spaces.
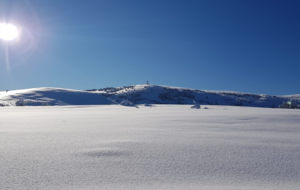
xmin=146 ymin=80 xmax=149 ymax=85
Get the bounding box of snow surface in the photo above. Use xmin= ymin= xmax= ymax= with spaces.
xmin=0 ymin=105 xmax=299 ymax=189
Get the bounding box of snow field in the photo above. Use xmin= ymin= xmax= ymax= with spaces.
xmin=0 ymin=105 xmax=299 ymax=189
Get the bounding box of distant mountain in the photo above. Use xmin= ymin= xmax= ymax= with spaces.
xmin=1 ymin=84 xmax=299 ymax=108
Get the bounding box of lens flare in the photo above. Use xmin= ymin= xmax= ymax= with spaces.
xmin=0 ymin=23 xmax=19 ymax=41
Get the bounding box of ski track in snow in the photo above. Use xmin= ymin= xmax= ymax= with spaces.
xmin=0 ymin=105 xmax=299 ymax=190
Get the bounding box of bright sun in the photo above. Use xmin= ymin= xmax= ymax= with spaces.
xmin=0 ymin=23 xmax=19 ymax=41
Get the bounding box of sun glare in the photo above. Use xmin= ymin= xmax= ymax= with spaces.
xmin=0 ymin=23 xmax=19 ymax=41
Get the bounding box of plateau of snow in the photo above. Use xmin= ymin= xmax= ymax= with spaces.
xmin=1 ymin=84 xmax=300 ymax=108
xmin=0 ymin=105 xmax=299 ymax=189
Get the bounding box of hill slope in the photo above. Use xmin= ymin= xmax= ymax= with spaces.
xmin=89 ymin=84 xmax=300 ymax=108
xmin=0 ymin=87 xmax=107 ymax=106
xmin=1 ymin=84 xmax=300 ymax=108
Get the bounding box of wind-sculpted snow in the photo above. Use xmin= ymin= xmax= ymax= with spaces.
xmin=0 ymin=105 xmax=299 ymax=190
xmin=1 ymin=85 xmax=300 ymax=107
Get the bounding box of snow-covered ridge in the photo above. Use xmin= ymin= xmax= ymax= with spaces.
xmin=0 ymin=87 xmax=107 ymax=106
xmin=1 ymin=84 xmax=299 ymax=107
xmin=88 ymin=84 xmax=300 ymax=108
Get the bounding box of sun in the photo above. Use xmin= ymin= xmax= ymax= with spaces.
xmin=0 ymin=23 xmax=19 ymax=41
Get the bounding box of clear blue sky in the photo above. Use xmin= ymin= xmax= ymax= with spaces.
xmin=0 ymin=0 xmax=299 ymax=95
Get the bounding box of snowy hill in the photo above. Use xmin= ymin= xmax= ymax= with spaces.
xmin=0 ymin=87 xmax=107 ymax=106
xmin=1 ymin=84 xmax=300 ymax=107
xmin=88 ymin=84 xmax=300 ymax=108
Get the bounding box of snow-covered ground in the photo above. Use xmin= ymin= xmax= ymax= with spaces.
xmin=0 ymin=105 xmax=299 ymax=189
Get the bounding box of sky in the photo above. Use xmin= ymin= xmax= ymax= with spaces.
xmin=0 ymin=0 xmax=299 ymax=95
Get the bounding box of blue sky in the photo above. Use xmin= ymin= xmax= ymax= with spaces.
xmin=0 ymin=0 xmax=299 ymax=95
